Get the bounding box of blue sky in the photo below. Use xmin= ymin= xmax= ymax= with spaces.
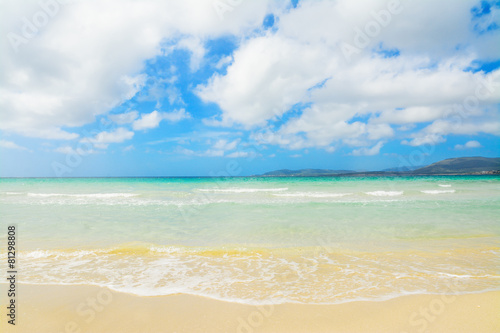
xmin=0 ymin=0 xmax=499 ymax=177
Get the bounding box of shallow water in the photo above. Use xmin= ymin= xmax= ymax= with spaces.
xmin=1 ymin=176 xmax=499 ymax=304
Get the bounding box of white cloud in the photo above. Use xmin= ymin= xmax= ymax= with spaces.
xmin=0 ymin=0 xmax=273 ymax=139
xmin=1 ymin=0 xmax=498 ymax=154
xmin=198 ymin=0 xmax=500 ymax=150
xmin=405 ymin=118 xmax=500 ymax=146
xmin=54 ymin=145 xmax=95 ymax=155
xmin=350 ymin=141 xmax=384 ymax=156
xmin=455 ymin=140 xmax=482 ymax=150
xmin=0 ymin=140 xmax=30 ymax=151
xmin=177 ymin=37 xmax=206 ymax=72
xmin=175 ymin=147 xmax=195 ymax=156
xmin=109 ymin=111 xmax=138 ymax=124
xmin=197 ymin=34 xmax=330 ymax=127
xmin=202 ymin=149 xmax=224 ymax=157
xmin=10 ymin=126 xmax=79 ymax=140
xmin=226 ymin=151 xmax=250 ymax=158
xmin=215 ymin=55 xmax=233 ymax=69
xmin=132 ymin=109 xmax=191 ymax=130
xmin=402 ymin=134 xmax=446 ymax=147
xmin=84 ymin=127 xmax=134 ymax=149
xmin=162 ymin=109 xmax=191 ymax=122
xmin=213 ymin=139 xmax=240 ymax=151
xmin=123 ymin=145 xmax=135 ymax=152
xmin=133 ymin=111 xmax=164 ymax=131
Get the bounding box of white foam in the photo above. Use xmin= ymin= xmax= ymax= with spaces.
xmin=19 ymin=249 xmax=102 ymax=259
xmin=27 ymin=193 xmax=137 ymax=198
xmin=148 ymin=246 xmax=182 ymax=254
xmin=197 ymin=188 xmax=288 ymax=193
xmin=365 ymin=191 xmax=403 ymax=197
xmin=16 ymin=246 xmax=500 ymax=306
xmin=438 ymin=184 xmax=452 ymax=188
xmin=20 ymin=250 xmax=53 ymax=259
xmin=421 ymin=190 xmax=455 ymax=194
xmin=274 ymin=192 xmax=351 ymax=198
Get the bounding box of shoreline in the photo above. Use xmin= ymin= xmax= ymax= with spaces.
xmin=1 ymin=173 xmax=499 ymax=179
xmin=1 ymin=284 xmax=499 ymax=333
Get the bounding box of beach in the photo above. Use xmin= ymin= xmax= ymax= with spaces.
xmin=1 ymin=284 xmax=499 ymax=333
xmin=2 ymin=0 xmax=499 ymax=330
xmin=1 ymin=176 xmax=499 ymax=331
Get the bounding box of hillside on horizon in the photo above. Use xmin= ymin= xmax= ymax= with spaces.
xmin=260 ymin=156 xmax=500 ymax=177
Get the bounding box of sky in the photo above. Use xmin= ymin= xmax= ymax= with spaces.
xmin=0 ymin=0 xmax=499 ymax=177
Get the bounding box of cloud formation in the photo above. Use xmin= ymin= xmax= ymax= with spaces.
xmin=198 ymin=0 xmax=500 ymax=151
xmin=0 ymin=0 xmax=273 ymax=139
xmin=0 ymin=0 xmax=498 ymax=159
xmin=455 ymin=140 xmax=483 ymax=150
xmin=0 ymin=140 xmax=30 ymax=151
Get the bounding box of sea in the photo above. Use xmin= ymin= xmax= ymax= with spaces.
xmin=1 ymin=176 xmax=499 ymax=304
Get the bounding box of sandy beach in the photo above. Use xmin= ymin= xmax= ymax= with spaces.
xmin=1 ymin=284 xmax=498 ymax=333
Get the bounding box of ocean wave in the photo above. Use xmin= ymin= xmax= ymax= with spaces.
xmin=365 ymin=191 xmax=404 ymax=197
xmin=438 ymin=184 xmax=452 ymax=188
xmin=421 ymin=190 xmax=455 ymax=194
xmin=27 ymin=192 xmax=138 ymax=198
xmin=273 ymin=192 xmax=352 ymax=198
xmin=197 ymin=188 xmax=288 ymax=193
xmin=14 ymin=244 xmax=500 ymax=305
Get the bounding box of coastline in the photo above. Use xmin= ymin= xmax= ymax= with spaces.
xmin=1 ymin=284 xmax=499 ymax=333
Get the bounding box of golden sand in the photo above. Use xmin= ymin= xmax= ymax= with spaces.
xmin=1 ymin=284 xmax=499 ymax=333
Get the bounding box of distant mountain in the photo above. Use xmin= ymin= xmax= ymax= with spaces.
xmin=382 ymin=166 xmax=420 ymax=172
xmin=261 ymin=168 xmax=356 ymax=176
xmin=260 ymin=157 xmax=500 ymax=177
xmin=412 ymin=157 xmax=500 ymax=175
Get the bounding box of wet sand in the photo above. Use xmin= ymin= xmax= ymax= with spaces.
xmin=1 ymin=284 xmax=499 ymax=333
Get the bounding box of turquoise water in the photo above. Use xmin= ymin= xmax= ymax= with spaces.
xmin=1 ymin=176 xmax=499 ymax=303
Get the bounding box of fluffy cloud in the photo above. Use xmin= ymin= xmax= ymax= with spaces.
xmin=133 ymin=111 xmax=164 ymax=131
xmin=109 ymin=111 xmax=139 ymax=124
xmin=0 ymin=140 xmax=30 ymax=151
xmin=198 ymin=0 xmax=500 ymax=153
xmin=83 ymin=127 xmax=134 ymax=149
xmin=132 ymin=109 xmax=190 ymax=130
xmin=454 ymin=140 xmax=483 ymax=150
xmin=197 ymin=34 xmax=330 ymax=127
xmin=213 ymin=139 xmax=240 ymax=151
xmin=226 ymin=151 xmax=250 ymax=158
xmin=162 ymin=109 xmax=191 ymax=122
xmin=350 ymin=141 xmax=384 ymax=156
xmin=404 ymin=118 xmax=500 ymax=146
xmin=0 ymin=0 xmax=273 ymax=139
xmin=54 ymin=145 xmax=96 ymax=155
xmin=1 ymin=0 xmax=498 ymax=157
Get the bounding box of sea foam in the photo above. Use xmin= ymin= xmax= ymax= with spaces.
xmin=273 ymin=192 xmax=351 ymax=198
xmin=197 ymin=188 xmax=288 ymax=193
xmin=421 ymin=190 xmax=455 ymax=194
xmin=27 ymin=193 xmax=137 ymax=198
xmin=365 ymin=191 xmax=403 ymax=197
